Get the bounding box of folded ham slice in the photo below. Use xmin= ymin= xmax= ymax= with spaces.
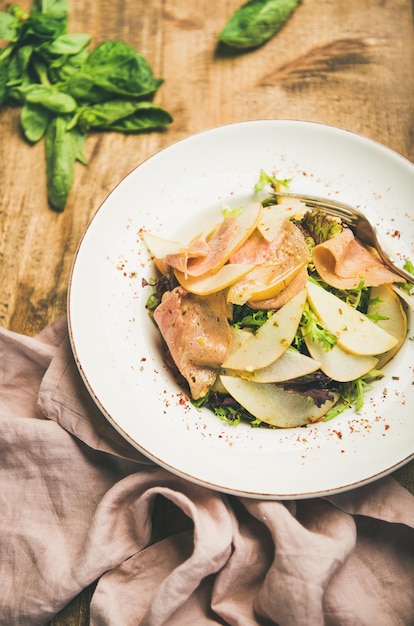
xmin=157 ymin=203 xmax=262 ymax=279
xmin=153 ymin=287 xmax=232 ymax=399
xmin=158 ymin=234 xmax=209 ymax=275
xmin=248 ymin=266 xmax=309 ymax=310
xmin=229 ymin=219 xmax=310 ymax=309
xmin=312 ymin=228 xmax=402 ymax=290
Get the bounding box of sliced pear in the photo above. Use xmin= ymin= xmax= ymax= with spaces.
xmin=368 ymin=284 xmax=407 ymax=367
xmin=236 ymin=348 xmax=321 ymax=383
xmin=219 ymin=375 xmax=339 ymax=428
xmin=258 ymin=199 xmax=308 ymax=242
xmin=303 ymin=333 xmax=378 ymax=382
xmin=392 ymin=285 xmax=414 ymax=311
xmin=174 ymin=263 xmax=255 ymax=295
xmin=142 ymin=231 xmax=186 ymax=258
xmin=186 ymin=202 xmax=263 ymax=277
xmin=307 ymin=280 xmax=398 ymax=356
xmin=222 ymin=287 xmax=307 ymax=371
xmin=227 ymin=260 xmax=307 ymax=305
xmin=228 ymin=327 xmax=253 ymax=353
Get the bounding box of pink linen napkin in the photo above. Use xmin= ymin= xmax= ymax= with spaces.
xmin=0 ymin=317 xmax=413 ymax=626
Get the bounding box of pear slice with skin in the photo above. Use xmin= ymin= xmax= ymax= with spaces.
xmin=141 ymin=231 xmax=186 ymax=259
xmin=186 ymin=202 xmax=263 ymax=277
xmin=175 ymin=263 xmax=255 ymax=296
xmin=222 ymin=287 xmax=307 ymax=371
xmin=258 ymin=199 xmax=308 ymax=242
xmin=227 ymin=327 xmax=253 ymax=354
xmin=231 ymin=348 xmax=321 ymax=383
xmin=219 ymin=374 xmax=339 ymax=428
xmin=303 ymin=333 xmax=378 ymax=382
xmin=368 ymin=284 xmax=407 ymax=368
xmin=307 ymin=280 xmax=398 ymax=356
xmin=227 ymin=260 xmax=307 ymax=305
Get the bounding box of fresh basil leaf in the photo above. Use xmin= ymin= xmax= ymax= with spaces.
xmin=70 ymin=126 xmax=87 ymax=165
xmin=45 ymin=115 xmax=76 ymax=211
xmin=21 ymin=101 xmax=51 ymax=142
xmin=219 ymin=0 xmax=301 ymax=49
xmin=0 ymin=11 xmax=20 ymax=41
xmin=75 ymin=100 xmax=172 ymax=133
xmin=47 ymin=47 xmax=88 ymax=82
xmin=107 ymin=107 xmax=172 ymax=132
xmin=7 ymin=45 xmax=33 ymax=85
xmin=67 ymin=41 xmax=163 ymax=102
xmin=0 ymin=58 xmax=10 ymax=107
xmin=33 ymin=0 xmax=68 ymax=20
xmin=24 ymin=84 xmax=77 ymax=113
xmin=22 ymin=13 xmax=67 ymax=44
xmin=0 ymin=1 xmax=171 ymax=211
xmin=7 ymin=5 xmax=28 ymax=21
xmin=39 ymin=32 xmax=91 ymax=56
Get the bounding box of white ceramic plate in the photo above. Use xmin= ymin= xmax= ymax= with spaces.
xmin=68 ymin=120 xmax=414 ymax=499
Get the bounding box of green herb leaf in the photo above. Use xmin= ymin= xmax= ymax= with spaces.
xmin=231 ymin=303 xmax=273 ymax=331
xmin=67 ymin=41 xmax=163 ymax=103
xmin=0 ymin=57 xmax=10 ymax=107
xmin=219 ymin=0 xmax=301 ymax=50
xmin=310 ymin=277 xmax=370 ymax=313
xmin=21 ymin=101 xmax=51 ymax=142
xmin=24 ymin=84 xmax=77 ymax=112
xmin=7 ymin=45 xmax=34 ymax=88
xmin=45 ymin=115 xmax=76 ymax=211
xmin=71 ymin=126 xmax=87 ymax=165
xmin=74 ymin=99 xmax=172 ymax=133
xmin=34 ymin=0 xmax=68 ymax=20
xmin=404 ymin=258 xmax=414 ymax=275
xmin=300 ymin=209 xmax=343 ymax=245
xmin=398 ymin=259 xmax=414 ymax=295
xmin=324 ymin=369 xmax=384 ymax=421
xmin=0 ymin=11 xmax=20 ymax=41
xmin=0 ymin=1 xmax=171 ymax=211
xmin=21 ymin=13 xmax=67 ymax=45
xmin=300 ymin=302 xmax=338 ymax=351
xmin=47 ymin=47 xmax=88 ymax=82
xmin=254 ymin=168 xmax=291 ymax=192
xmin=42 ymin=32 xmax=91 ymax=56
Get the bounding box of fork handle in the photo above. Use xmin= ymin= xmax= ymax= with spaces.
xmin=271 ymin=191 xmax=414 ymax=286
xmin=373 ymin=250 xmax=414 ymax=285
xmin=356 ymin=223 xmax=414 ymax=286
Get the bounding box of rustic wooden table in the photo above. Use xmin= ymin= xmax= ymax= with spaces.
xmin=1 ymin=0 xmax=413 ymax=623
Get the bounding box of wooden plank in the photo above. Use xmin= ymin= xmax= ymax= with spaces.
xmin=1 ymin=1 xmax=413 ymax=623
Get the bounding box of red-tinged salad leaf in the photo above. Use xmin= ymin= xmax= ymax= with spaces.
xmin=276 ymin=370 xmax=336 ymax=408
xmin=193 ymin=392 xmax=263 ymax=427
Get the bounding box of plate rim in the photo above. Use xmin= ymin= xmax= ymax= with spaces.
xmin=68 ymin=119 xmax=414 ymax=499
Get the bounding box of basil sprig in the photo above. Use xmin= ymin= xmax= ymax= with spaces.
xmin=0 ymin=0 xmax=172 ymax=211
xmin=219 ymin=0 xmax=301 ymax=50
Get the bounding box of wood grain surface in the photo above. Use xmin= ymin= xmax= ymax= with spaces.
xmin=1 ymin=1 xmax=413 ymax=623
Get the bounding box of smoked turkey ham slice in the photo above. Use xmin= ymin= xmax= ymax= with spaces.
xmin=156 ymin=234 xmax=209 ymax=275
xmin=247 ymin=266 xmax=309 ymax=310
xmin=153 ymin=287 xmax=232 ymax=399
xmin=312 ymin=228 xmax=402 ymax=290
xmin=229 ymin=219 xmax=310 ymax=309
xmin=155 ymin=202 xmax=262 ymax=279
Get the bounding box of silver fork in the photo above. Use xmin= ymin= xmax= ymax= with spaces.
xmin=273 ymin=191 xmax=414 ymax=286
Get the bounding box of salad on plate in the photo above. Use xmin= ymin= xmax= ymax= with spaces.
xmin=142 ymin=171 xmax=411 ymax=429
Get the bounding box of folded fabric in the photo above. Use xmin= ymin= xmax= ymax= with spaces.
xmin=0 ymin=317 xmax=413 ymax=626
